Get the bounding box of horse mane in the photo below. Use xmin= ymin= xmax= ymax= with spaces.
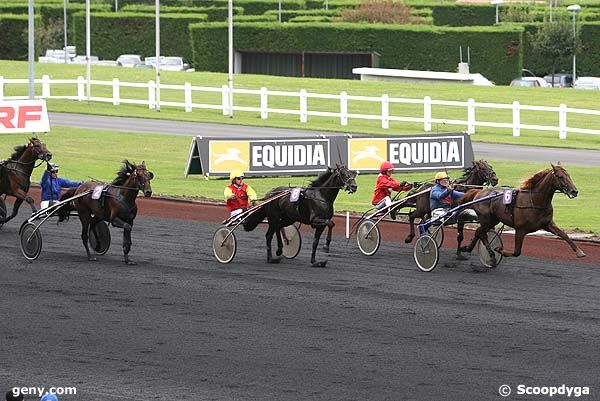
xmin=457 ymin=166 xmax=473 ymax=182
xmin=308 ymin=168 xmax=333 ymax=188
xmin=111 ymin=160 xmax=136 ymax=186
xmin=520 ymin=168 xmax=552 ymax=190
xmin=9 ymin=145 xmax=27 ymax=161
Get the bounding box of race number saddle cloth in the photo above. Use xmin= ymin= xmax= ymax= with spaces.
xmin=92 ymin=185 xmax=112 ymax=208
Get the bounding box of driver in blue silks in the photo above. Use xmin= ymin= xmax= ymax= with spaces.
xmin=430 ymin=171 xmax=465 ymax=218
xmin=40 ymin=163 xmax=82 ymax=209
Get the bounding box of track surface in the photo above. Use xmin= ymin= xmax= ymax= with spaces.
xmin=1 ymin=201 xmax=599 ymax=401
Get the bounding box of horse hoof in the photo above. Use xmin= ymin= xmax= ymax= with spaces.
xmin=459 ymin=246 xmax=470 ymax=253
xmin=312 ymin=261 xmax=328 ymax=268
xmin=494 ymin=247 xmax=503 ymax=253
xmin=456 ymin=254 xmax=469 ymax=261
xmin=268 ymin=257 xmax=282 ymax=264
xmin=576 ymin=249 xmax=586 ymax=258
xmin=404 ymin=236 xmax=414 ymax=244
xmin=322 ymin=245 xmax=330 ymax=253
xmin=88 ymin=257 xmax=97 ymax=262
xmin=125 ymin=260 xmax=137 ymax=265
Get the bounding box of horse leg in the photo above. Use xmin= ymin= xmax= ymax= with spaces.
xmin=111 ymin=217 xmax=135 ymax=264
xmin=460 ymin=225 xmax=487 ymax=253
xmin=404 ymin=210 xmax=417 ymax=243
xmin=311 ymin=224 xmax=327 ymax=268
xmin=455 ymin=221 xmax=468 ymax=260
xmin=502 ymin=229 xmax=525 ymax=258
xmin=323 ymin=221 xmax=334 ymax=253
xmin=545 ymin=221 xmax=586 ymax=258
xmin=2 ymin=192 xmax=37 ymax=223
xmin=275 ymin=228 xmax=284 ymax=257
xmin=79 ymin=215 xmax=96 ymax=261
xmin=266 ymin=225 xmax=280 ymax=264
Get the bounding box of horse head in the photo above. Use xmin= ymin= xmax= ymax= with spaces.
xmin=28 ymin=137 xmax=52 ymax=162
xmin=332 ymin=164 xmax=358 ymax=193
xmin=551 ymin=163 xmax=578 ymax=199
xmin=471 ymin=160 xmax=498 ymax=186
xmin=134 ymin=161 xmax=154 ymax=198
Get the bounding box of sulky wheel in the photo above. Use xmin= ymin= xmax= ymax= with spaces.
xmin=281 ymin=224 xmax=302 ymax=259
xmin=478 ymin=229 xmax=504 ymax=269
xmin=88 ymin=221 xmax=111 ymax=255
xmin=425 ymin=224 xmax=444 ymax=248
xmin=0 ymin=197 xmax=6 ymax=229
xmin=213 ymin=226 xmax=237 ymax=264
xmin=414 ymin=234 xmax=439 ymax=272
xmin=20 ymin=222 xmax=43 ymax=261
xmin=356 ymin=219 xmax=381 ymax=256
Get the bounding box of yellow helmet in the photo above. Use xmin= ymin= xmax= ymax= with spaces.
xmin=434 ymin=172 xmax=449 ymax=181
xmin=230 ymin=170 xmax=245 ymax=182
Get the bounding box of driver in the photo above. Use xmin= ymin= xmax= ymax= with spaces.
xmin=40 ymin=163 xmax=82 ymax=209
xmin=224 ymin=170 xmax=257 ymax=218
xmin=371 ymin=161 xmax=412 ymax=220
xmin=430 ymin=171 xmax=466 ymax=219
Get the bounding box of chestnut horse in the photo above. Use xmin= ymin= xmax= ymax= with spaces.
xmin=0 ymin=138 xmax=52 ymax=225
xmin=59 ymin=160 xmax=153 ymax=264
xmin=460 ymin=163 xmax=585 ymax=266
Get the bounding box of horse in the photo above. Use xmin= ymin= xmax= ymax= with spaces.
xmin=59 ymin=160 xmax=154 ymax=264
xmin=459 ymin=163 xmax=586 ymax=266
xmin=0 ymin=137 xmax=53 ymax=225
xmin=243 ymin=165 xmax=358 ymax=267
xmin=403 ymin=160 xmax=498 ymax=259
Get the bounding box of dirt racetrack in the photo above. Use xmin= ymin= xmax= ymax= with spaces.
xmin=1 ymin=191 xmax=599 ymax=401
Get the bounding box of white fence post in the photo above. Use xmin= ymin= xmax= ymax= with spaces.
xmin=424 ymin=96 xmax=432 ymax=132
xmin=77 ymin=76 xmax=85 ymax=101
xmin=260 ymin=86 xmax=268 ymax=119
xmin=340 ymin=91 xmax=348 ymax=126
xmin=467 ymin=98 xmax=475 ymax=135
xmin=41 ymin=75 xmax=50 ymax=98
xmin=559 ymin=103 xmax=567 ymax=139
xmin=112 ymin=78 xmax=120 ymax=106
xmin=300 ymin=89 xmax=308 ymax=123
xmin=512 ymin=101 xmax=520 ymax=137
xmin=221 ymin=84 xmax=229 ymax=116
xmin=148 ymin=80 xmax=156 ymax=110
xmin=184 ymin=82 xmax=192 ymax=112
xmin=0 ymin=76 xmax=4 ymax=100
xmin=381 ymin=94 xmax=389 ymax=129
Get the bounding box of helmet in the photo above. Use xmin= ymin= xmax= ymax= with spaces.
xmin=229 ymin=170 xmax=245 ymax=182
xmin=434 ymin=172 xmax=449 ymax=181
xmin=40 ymin=394 xmax=59 ymax=401
xmin=379 ymin=161 xmax=394 ymax=173
xmin=47 ymin=162 xmax=60 ymax=172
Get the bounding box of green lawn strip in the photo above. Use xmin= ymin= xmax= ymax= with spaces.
xmin=0 ymin=126 xmax=596 ymax=234
xmin=1 ymin=60 xmax=600 ymax=150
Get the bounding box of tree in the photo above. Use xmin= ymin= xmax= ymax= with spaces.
xmin=529 ymin=17 xmax=580 ymax=79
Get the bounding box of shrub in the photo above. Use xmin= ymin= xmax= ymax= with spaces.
xmin=336 ymin=0 xmax=426 ymax=24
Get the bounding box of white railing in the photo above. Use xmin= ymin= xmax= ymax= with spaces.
xmin=2 ymin=75 xmax=600 ymax=139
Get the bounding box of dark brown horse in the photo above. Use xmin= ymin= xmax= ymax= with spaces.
xmin=460 ymin=163 xmax=585 ymax=266
xmin=59 ymin=160 xmax=153 ymax=264
xmin=403 ymin=160 xmax=498 ymax=258
xmin=0 ymin=137 xmax=52 ymax=225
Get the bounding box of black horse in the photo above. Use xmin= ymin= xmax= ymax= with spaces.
xmin=243 ymin=165 xmax=357 ymax=267
xmin=0 ymin=138 xmax=52 ymax=226
xmin=403 ymin=159 xmax=498 ymax=259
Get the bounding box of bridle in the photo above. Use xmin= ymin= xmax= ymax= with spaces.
xmin=551 ymin=168 xmax=576 ymax=199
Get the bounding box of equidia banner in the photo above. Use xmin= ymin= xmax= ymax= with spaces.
xmin=0 ymin=100 xmax=50 ymax=134
xmin=185 ymin=133 xmax=473 ymax=177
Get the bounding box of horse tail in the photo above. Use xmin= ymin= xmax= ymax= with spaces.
xmin=243 ymin=207 xmax=266 ymax=232
xmin=57 ymin=188 xmax=77 ymax=222
xmin=460 ymin=189 xmax=481 ymax=204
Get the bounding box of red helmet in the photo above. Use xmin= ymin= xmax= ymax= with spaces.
xmin=380 ymin=161 xmax=394 ymax=173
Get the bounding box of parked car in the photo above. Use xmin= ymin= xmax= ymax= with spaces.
xmin=573 ymin=77 xmax=600 ymax=90
xmin=145 ymin=56 xmax=193 ymax=72
xmin=70 ymin=55 xmax=99 ymax=65
xmin=116 ymin=54 xmax=142 ymax=68
xmin=509 ymin=77 xmax=549 ymax=88
xmin=543 ymin=73 xmax=573 ymax=88
xmin=97 ymin=60 xmax=119 ymax=67
xmin=38 ymin=47 xmax=76 ymax=64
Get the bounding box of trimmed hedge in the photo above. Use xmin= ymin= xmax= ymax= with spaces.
xmin=72 ymin=12 xmax=207 ymax=63
xmin=431 ymin=4 xmax=495 ymax=26
xmin=264 ymin=9 xmax=339 ymax=22
xmin=121 ymin=5 xmax=244 ymax=21
xmin=235 ymin=15 xmax=278 ymax=22
xmin=190 ymin=22 xmax=524 ymax=84
xmin=0 ymin=14 xmax=41 ymax=60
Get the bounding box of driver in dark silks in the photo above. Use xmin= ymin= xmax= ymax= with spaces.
xmin=429 ymin=171 xmax=477 ymax=223
xmin=224 ymin=170 xmax=257 ymax=219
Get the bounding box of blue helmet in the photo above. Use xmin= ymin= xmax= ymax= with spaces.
xmin=40 ymin=393 xmax=59 ymax=401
